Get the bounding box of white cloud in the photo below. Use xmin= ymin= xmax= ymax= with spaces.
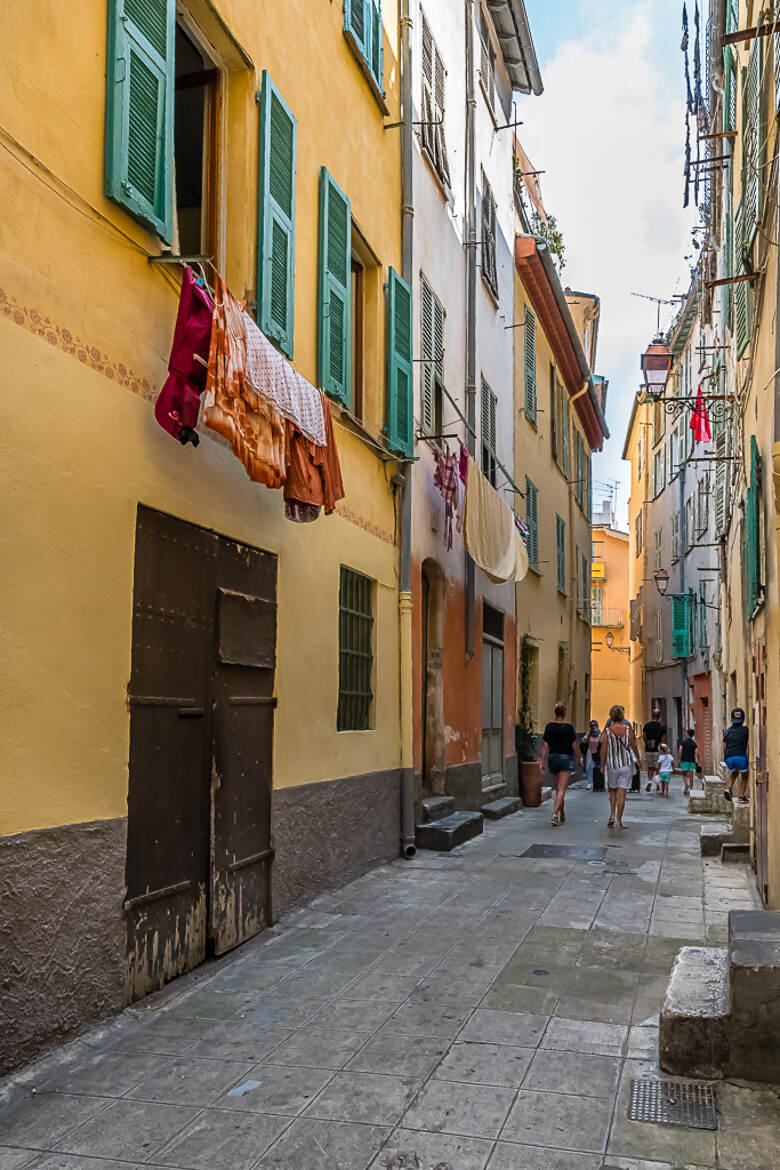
xmin=520 ymin=2 xmax=698 ymax=522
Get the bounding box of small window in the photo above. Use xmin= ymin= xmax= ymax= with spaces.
xmin=592 ymin=584 xmax=603 ymax=625
xmin=672 ymin=512 xmax=680 ymax=560
xmin=338 ymin=567 xmax=374 ymax=731
xmin=481 ymin=377 xmax=497 ymax=486
xmin=421 ymin=13 xmax=451 ymax=188
xmin=525 ymin=478 xmax=539 ymax=569
xmin=174 ymin=25 xmax=220 ymax=259
xmin=556 ymin=514 xmax=566 ymax=592
xmin=420 ymin=276 xmax=444 ymax=439
xmin=635 ymin=510 xmax=643 ymax=557
xmin=481 ymin=174 xmax=498 ymax=299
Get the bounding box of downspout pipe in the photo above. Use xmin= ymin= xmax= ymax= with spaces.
xmin=398 ymin=0 xmax=416 ymax=858
xmin=465 ymin=0 xmax=477 ymax=660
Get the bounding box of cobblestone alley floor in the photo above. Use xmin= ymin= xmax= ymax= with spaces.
xmin=2 ymin=783 xmax=780 ymax=1169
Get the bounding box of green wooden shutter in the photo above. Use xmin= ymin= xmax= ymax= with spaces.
xmin=556 ymin=515 xmax=565 ymax=591
xmin=344 ymin=0 xmax=368 ymax=57
xmin=743 ymin=45 xmax=761 ymax=249
xmin=524 ymin=306 xmax=537 ymax=424
xmin=258 ymin=72 xmax=296 ymax=357
xmin=369 ymin=0 xmax=383 ymax=89
xmin=576 ymin=434 xmax=585 ymax=508
xmin=385 ymin=268 xmax=413 ymax=456
xmin=105 ymin=0 xmax=174 ymax=240
xmin=724 ymin=191 xmax=734 ymax=329
xmin=550 ymin=367 xmax=558 ymax=461
xmin=745 ymin=434 xmax=762 ymax=616
xmin=420 ymin=277 xmax=434 ymax=433
xmin=562 ymin=392 xmax=569 ymax=476
xmin=672 ymin=594 xmax=690 ymax=658
xmin=318 ymin=168 xmax=351 ymax=405
xmin=525 ymin=477 xmax=538 ymax=568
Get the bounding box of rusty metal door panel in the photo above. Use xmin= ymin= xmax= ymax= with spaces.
xmin=209 ymin=538 xmax=276 ymax=955
xmin=126 ymin=506 xmax=215 ymax=999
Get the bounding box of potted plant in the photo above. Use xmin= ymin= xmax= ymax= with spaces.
xmin=517 ymin=639 xmax=542 ymax=807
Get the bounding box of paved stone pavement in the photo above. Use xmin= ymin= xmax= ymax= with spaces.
xmin=2 ymin=782 xmax=780 ymax=1170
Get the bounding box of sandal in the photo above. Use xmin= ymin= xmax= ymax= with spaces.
xmin=723 ymin=788 xmax=733 ymax=802
xmin=551 ymin=812 xmax=561 ymax=827
xmin=607 ymin=818 xmax=614 ymax=827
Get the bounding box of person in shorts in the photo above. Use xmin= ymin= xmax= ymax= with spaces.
xmin=657 ymin=744 xmax=674 ymax=799
xmin=541 ymin=702 xmax=581 ymax=827
xmin=723 ymin=708 xmax=750 ymax=804
xmin=643 ymin=708 xmax=666 ymax=792
xmin=677 ymin=729 xmax=700 ymax=796
xmin=601 ymin=704 xmax=637 ymax=830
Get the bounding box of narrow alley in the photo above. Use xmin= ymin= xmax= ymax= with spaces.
xmin=2 ymin=786 xmax=778 ymax=1170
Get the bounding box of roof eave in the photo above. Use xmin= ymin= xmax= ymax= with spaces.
xmin=486 ymin=0 xmax=543 ymax=95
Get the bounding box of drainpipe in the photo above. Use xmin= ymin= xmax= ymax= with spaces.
xmin=398 ymin=0 xmax=416 ymax=858
xmin=680 ymin=460 xmax=687 ymax=728
xmin=464 ymin=0 xmax=477 ymax=660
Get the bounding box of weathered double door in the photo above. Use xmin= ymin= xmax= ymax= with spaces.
xmin=125 ymin=506 xmax=277 ymax=1000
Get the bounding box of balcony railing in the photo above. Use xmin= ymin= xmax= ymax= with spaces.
xmin=591 ymin=607 xmax=624 ymax=627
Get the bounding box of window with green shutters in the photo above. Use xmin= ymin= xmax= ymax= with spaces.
xmin=745 ymin=434 xmax=764 ymax=617
xmin=385 ymin=268 xmax=413 ymax=457
xmin=481 ymin=378 xmax=497 ymax=487
xmin=562 ymin=393 xmax=569 ymax=476
xmin=672 ymin=593 xmax=691 ymax=659
xmin=420 ymin=276 xmax=444 ymax=436
xmin=742 ymin=43 xmax=762 ymax=252
xmin=338 ymin=567 xmax=374 ymax=731
xmin=581 ymin=553 xmax=588 ymax=619
xmin=343 ymin=0 xmax=383 ymax=97
xmin=550 ymin=366 xmax=558 ymax=461
xmin=105 ymin=0 xmax=175 ymax=240
xmin=524 ymin=306 xmax=537 ymax=424
xmin=525 ymin=478 xmax=539 ymax=570
xmin=258 ymin=72 xmax=296 ymax=358
xmin=318 ymin=168 xmax=351 ymax=405
xmin=576 ymin=432 xmax=585 ymax=509
xmin=556 ymin=514 xmax=566 ymax=592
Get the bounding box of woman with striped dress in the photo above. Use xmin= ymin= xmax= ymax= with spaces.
xmin=600 ymin=704 xmax=637 ymax=830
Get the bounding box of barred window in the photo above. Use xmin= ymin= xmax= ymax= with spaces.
xmin=338 ymin=567 xmax=374 ymax=731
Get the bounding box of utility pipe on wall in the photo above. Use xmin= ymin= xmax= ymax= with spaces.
xmin=464 ymin=0 xmax=477 ymax=660
xmin=398 ymin=0 xmax=416 ymax=858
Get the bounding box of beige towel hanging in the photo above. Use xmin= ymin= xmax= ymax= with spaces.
xmin=464 ymin=459 xmax=528 ymax=583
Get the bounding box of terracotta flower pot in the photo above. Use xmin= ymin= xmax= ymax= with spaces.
xmin=519 ymin=759 xmax=542 ymax=807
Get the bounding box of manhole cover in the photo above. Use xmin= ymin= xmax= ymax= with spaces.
xmin=520 ymin=844 xmax=607 ymax=861
xmin=628 ymin=1078 xmax=717 ymax=1130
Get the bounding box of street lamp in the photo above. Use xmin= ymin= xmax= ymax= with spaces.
xmin=640 ymin=337 xmax=674 ymax=397
xmin=605 ymin=631 xmax=614 ymax=648
xmin=654 ymin=568 xmax=670 ymax=596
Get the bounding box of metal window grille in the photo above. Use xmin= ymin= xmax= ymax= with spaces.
xmin=338 ymin=567 xmax=374 ymax=731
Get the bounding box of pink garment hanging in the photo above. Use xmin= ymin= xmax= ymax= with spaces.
xmin=154 ymin=266 xmax=214 ymax=446
xmin=433 ymin=446 xmax=459 ymax=550
xmin=690 ymin=384 xmax=712 ymax=443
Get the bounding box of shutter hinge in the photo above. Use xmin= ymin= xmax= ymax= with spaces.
xmin=255 ymin=90 xmax=262 ymax=104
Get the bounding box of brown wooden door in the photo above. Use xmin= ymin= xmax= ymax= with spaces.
xmin=126 ymin=507 xmax=276 ymax=999
xmin=210 ymin=539 xmax=276 ymax=954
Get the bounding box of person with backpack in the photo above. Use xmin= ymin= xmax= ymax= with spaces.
xmin=723 ymin=708 xmax=750 ymax=804
xmin=677 ymin=729 xmax=700 ymax=797
xmin=601 ymin=704 xmax=638 ymax=830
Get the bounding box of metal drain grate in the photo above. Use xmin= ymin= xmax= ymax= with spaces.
xmin=628 ymin=1078 xmax=717 ymax=1130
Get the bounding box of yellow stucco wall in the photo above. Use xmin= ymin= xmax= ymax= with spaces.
xmin=513 ymin=272 xmax=594 ymax=733
xmin=0 ymin=0 xmax=403 ymax=836
xmin=590 ymin=526 xmax=631 ymax=723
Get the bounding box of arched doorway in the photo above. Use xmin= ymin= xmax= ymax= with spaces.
xmin=421 ymin=559 xmax=446 ymax=796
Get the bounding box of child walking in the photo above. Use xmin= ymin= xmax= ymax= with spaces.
xmin=657 ymin=743 xmax=674 ymax=799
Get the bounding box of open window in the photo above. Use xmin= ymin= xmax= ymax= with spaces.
xmin=174 ymin=22 xmax=220 ymax=259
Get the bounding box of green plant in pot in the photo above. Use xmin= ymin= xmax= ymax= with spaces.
xmin=517 ymin=638 xmax=542 ymax=806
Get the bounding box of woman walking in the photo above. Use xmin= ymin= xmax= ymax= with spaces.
xmin=601 ymin=704 xmax=637 ymax=830
xmin=541 ymin=702 xmax=581 ymax=827
xmin=581 ymin=720 xmax=602 ymax=790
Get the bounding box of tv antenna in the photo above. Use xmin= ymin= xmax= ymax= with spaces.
xmin=631 ymin=291 xmax=685 ymax=335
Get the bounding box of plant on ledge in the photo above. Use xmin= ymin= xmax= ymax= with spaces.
xmin=531 ymin=210 xmax=566 ymax=275
xmin=516 ymin=636 xmax=537 ymax=762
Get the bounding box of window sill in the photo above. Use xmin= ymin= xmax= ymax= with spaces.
xmin=420 ymin=142 xmax=452 ymax=203
xmin=523 ymin=412 xmax=538 ymax=432
xmin=481 ymin=271 xmax=499 ymax=310
xmin=343 ymin=29 xmax=389 ymax=116
xmin=526 ymin=563 xmax=542 ymax=578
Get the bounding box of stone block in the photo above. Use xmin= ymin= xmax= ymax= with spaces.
xmin=721 ymin=843 xmax=750 ymax=864
xmin=700 ymin=823 xmax=727 ymax=857
xmin=659 ymin=946 xmax=730 ymax=1078
xmin=415 ymin=811 xmax=483 ymax=852
xmin=421 ymin=796 xmax=455 ymax=822
xmin=729 ymin=802 xmax=751 ymax=845
xmin=540 ymin=786 xmax=553 ymax=803
xmin=481 ymin=797 xmax=523 ymax=820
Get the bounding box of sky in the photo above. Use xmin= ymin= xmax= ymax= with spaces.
xmin=520 ymin=0 xmax=700 ymax=527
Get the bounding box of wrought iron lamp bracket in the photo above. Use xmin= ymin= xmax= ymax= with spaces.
xmin=641 ymin=394 xmax=734 ymax=424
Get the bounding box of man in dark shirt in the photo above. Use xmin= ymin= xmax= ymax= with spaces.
xmin=723 ymin=708 xmax=750 ymax=803
xmin=643 ymin=708 xmax=666 ymax=793
xmin=677 ymin=729 xmax=700 ymax=797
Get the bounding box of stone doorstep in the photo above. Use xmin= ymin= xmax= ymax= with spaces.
xmin=481 ymin=797 xmax=523 ymax=820
xmin=699 ymin=803 xmax=751 ymax=857
xmin=659 ymin=945 xmax=730 ymax=1079
xmin=415 ymin=810 xmax=484 ymax=852
xmin=721 ymin=843 xmax=751 ymax=864
xmin=421 ymin=796 xmax=455 ymax=823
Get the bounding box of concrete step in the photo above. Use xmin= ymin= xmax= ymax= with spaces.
xmin=728 ymin=910 xmax=780 ymax=1081
xmin=540 ymin=786 xmax=553 ymax=803
xmin=688 ymin=775 xmax=730 ymax=815
xmin=421 ymin=796 xmax=455 ymax=822
xmin=659 ymin=946 xmax=730 ymax=1078
xmin=721 ymin=843 xmax=750 ymax=864
xmin=416 ymin=811 xmax=483 ymax=852
xmin=481 ymin=796 xmax=523 ymax=820
xmin=700 ymin=822 xmax=730 ymax=857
